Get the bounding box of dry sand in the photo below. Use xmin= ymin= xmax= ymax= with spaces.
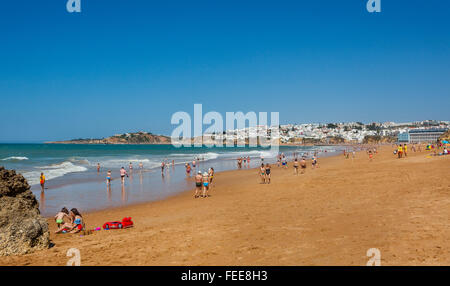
xmin=1 ymin=145 xmax=449 ymax=266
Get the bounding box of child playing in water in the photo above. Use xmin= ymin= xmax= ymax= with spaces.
xmin=54 ymin=207 xmax=70 ymax=228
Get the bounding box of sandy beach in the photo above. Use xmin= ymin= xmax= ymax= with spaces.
xmin=1 ymin=145 xmax=449 ymax=266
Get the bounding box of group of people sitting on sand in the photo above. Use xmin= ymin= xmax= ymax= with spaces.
xmin=54 ymin=207 xmax=84 ymax=234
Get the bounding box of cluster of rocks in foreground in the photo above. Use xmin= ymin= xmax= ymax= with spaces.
xmin=0 ymin=167 xmax=50 ymax=256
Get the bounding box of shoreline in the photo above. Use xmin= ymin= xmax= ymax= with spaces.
xmin=2 ymin=144 xmax=449 ymax=265
xmin=35 ymin=145 xmax=346 ymax=217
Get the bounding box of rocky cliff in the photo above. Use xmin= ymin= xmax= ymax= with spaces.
xmin=47 ymin=131 xmax=171 ymax=145
xmin=0 ymin=167 xmax=50 ymax=256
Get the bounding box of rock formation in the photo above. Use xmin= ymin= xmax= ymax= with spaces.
xmin=0 ymin=167 xmax=50 ymax=256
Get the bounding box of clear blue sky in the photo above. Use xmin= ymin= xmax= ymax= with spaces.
xmin=0 ymin=0 xmax=449 ymax=142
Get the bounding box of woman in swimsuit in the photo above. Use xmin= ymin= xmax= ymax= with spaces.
xmin=202 ymin=172 xmax=210 ymax=198
xmin=208 ymin=167 xmax=214 ymax=188
xmin=260 ymin=164 xmax=266 ymax=184
xmin=265 ymin=164 xmax=271 ymax=184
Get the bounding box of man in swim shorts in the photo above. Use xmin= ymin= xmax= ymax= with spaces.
xmin=194 ymin=171 xmax=202 ymax=198
xmin=300 ymin=158 xmax=307 ymax=174
xmin=293 ymin=158 xmax=299 ymax=175
xmin=120 ymin=167 xmax=128 ymax=184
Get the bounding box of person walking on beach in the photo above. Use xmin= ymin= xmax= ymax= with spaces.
xmin=260 ymin=164 xmax=266 ymax=184
xmin=311 ymin=156 xmax=317 ymax=169
xmin=293 ymin=158 xmax=299 ymax=175
xmin=282 ymin=155 xmax=288 ymax=169
xmin=194 ymin=171 xmax=202 ymax=198
xmin=397 ymin=144 xmax=403 ymax=159
xmin=300 ymin=157 xmax=307 ymax=174
xmin=139 ymin=162 xmax=143 ymax=170
xmin=265 ymin=164 xmax=271 ymax=184
xmin=40 ymin=172 xmax=46 ymax=192
xmin=97 ymin=163 xmax=101 ymax=173
xmin=237 ymin=157 xmax=242 ymax=169
xmin=208 ymin=167 xmax=214 ymax=190
xmin=129 ymin=162 xmax=133 ymax=171
xmin=202 ymin=172 xmax=210 ymax=198
xmin=120 ymin=167 xmax=128 ymax=184
xmin=403 ymin=144 xmax=408 ymax=157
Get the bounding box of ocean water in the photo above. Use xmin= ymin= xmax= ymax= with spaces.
xmin=0 ymin=144 xmax=342 ymax=216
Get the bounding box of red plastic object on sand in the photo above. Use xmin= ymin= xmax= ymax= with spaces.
xmin=103 ymin=217 xmax=134 ymax=230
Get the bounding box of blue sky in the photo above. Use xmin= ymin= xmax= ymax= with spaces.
xmin=0 ymin=0 xmax=449 ymax=142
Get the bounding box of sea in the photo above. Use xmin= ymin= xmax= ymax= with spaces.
xmin=0 ymin=144 xmax=343 ymax=216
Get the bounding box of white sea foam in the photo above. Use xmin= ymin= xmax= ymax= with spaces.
xmin=22 ymin=161 xmax=88 ymax=185
xmin=1 ymin=156 xmax=29 ymax=161
xmin=99 ymin=158 xmax=161 ymax=169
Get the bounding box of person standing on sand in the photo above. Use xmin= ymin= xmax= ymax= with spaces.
xmin=97 ymin=163 xmax=101 ymax=173
xmin=208 ymin=167 xmax=214 ymax=189
xmin=260 ymin=163 xmax=266 ymax=184
xmin=403 ymin=144 xmax=408 ymax=157
xmin=397 ymin=144 xmax=403 ymax=159
xmin=300 ymin=157 xmax=307 ymax=174
xmin=265 ymin=163 xmax=271 ymax=184
xmin=311 ymin=156 xmax=317 ymax=169
xmin=293 ymin=158 xmax=299 ymax=175
xmin=139 ymin=162 xmax=143 ymax=170
xmin=120 ymin=167 xmax=128 ymax=184
xmin=129 ymin=162 xmax=133 ymax=171
xmin=202 ymin=172 xmax=210 ymax=198
xmin=194 ymin=171 xmax=202 ymax=198
xmin=40 ymin=172 xmax=46 ymax=192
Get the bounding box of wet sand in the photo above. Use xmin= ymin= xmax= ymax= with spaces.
xmin=1 ymin=145 xmax=450 ymax=266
